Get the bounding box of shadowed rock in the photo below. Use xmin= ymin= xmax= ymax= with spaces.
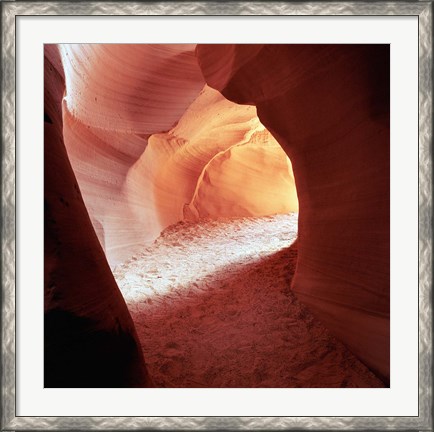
xmin=44 ymin=45 xmax=153 ymax=388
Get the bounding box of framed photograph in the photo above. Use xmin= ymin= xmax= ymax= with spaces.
xmin=2 ymin=1 xmax=432 ymax=430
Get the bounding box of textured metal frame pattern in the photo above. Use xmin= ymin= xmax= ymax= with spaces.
xmin=1 ymin=1 xmax=432 ymax=430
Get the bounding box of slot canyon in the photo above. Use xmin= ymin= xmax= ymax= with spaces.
xmin=44 ymin=43 xmax=389 ymax=388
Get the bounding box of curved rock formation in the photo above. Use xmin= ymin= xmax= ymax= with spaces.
xmin=126 ymin=85 xmax=298 ymax=231
xmin=197 ymin=44 xmax=390 ymax=383
xmin=60 ymin=43 xmax=298 ymax=266
xmin=61 ymin=44 xmax=204 ymax=133
xmin=186 ymin=129 xmax=297 ymax=220
xmin=59 ymin=44 xmax=206 ymax=265
xmin=44 ymin=45 xmax=153 ymax=387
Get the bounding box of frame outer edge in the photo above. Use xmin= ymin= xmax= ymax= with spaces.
xmin=2 ymin=2 xmax=17 ymax=431
xmin=0 ymin=1 xmax=432 ymax=17
xmin=419 ymin=2 xmax=433 ymax=430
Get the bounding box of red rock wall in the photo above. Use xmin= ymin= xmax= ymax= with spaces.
xmin=44 ymin=45 xmax=153 ymax=387
xmin=197 ymin=44 xmax=390 ymax=383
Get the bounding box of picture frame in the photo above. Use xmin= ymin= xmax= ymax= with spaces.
xmin=1 ymin=1 xmax=432 ymax=430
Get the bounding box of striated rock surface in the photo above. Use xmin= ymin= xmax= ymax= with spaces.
xmin=127 ymin=85 xmax=298 ymax=232
xmin=44 ymin=45 xmax=153 ymax=387
xmin=60 ymin=44 xmax=204 ymax=134
xmin=197 ymin=44 xmax=390 ymax=383
xmin=60 ymin=46 xmax=296 ymax=266
xmin=59 ymin=44 xmax=206 ymax=265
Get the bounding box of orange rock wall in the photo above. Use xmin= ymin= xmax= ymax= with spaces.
xmin=60 ymin=45 xmax=298 ymax=266
xmin=186 ymin=129 xmax=297 ymax=220
xmin=128 ymin=85 xmax=298 ymax=230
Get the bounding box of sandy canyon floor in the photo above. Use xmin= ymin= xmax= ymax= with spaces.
xmin=114 ymin=213 xmax=384 ymax=387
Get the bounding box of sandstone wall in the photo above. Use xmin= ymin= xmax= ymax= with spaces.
xmin=197 ymin=44 xmax=390 ymax=383
xmin=44 ymin=45 xmax=153 ymax=387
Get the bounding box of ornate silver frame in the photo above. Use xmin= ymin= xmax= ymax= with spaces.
xmin=1 ymin=1 xmax=432 ymax=430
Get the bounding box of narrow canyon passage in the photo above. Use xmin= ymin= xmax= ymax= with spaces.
xmin=114 ymin=214 xmax=383 ymax=388
xmin=44 ymin=44 xmax=389 ymax=388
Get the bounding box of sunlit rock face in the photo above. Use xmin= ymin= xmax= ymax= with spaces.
xmin=60 ymin=45 xmax=298 ymax=266
xmin=127 ymin=85 xmax=298 ymax=231
xmin=186 ymin=130 xmax=297 ymax=220
xmin=44 ymin=45 xmax=153 ymax=387
xmin=197 ymin=44 xmax=390 ymax=383
xmin=59 ymin=44 xmax=206 ymax=265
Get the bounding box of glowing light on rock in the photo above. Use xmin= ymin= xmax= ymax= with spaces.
xmin=60 ymin=43 xmax=299 ymax=268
